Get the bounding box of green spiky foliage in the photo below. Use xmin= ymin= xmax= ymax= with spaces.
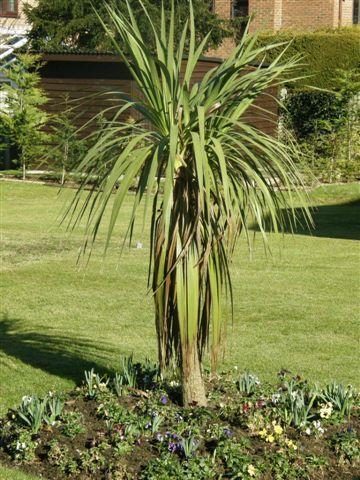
xmin=65 ymin=1 xmax=312 ymax=406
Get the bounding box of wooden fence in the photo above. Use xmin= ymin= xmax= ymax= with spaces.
xmin=40 ymin=53 xmax=279 ymax=139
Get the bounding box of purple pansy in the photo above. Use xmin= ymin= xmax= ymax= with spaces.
xmin=168 ymin=442 xmax=179 ymax=453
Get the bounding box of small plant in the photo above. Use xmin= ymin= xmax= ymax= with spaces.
xmin=114 ymin=440 xmax=133 ymax=457
xmin=14 ymin=393 xmax=63 ymax=433
xmin=206 ymin=423 xmax=234 ymax=441
xmin=179 ymin=435 xmax=199 ymax=459
xmin=47 ymin=439 xmax=79 ymax=475
xmin=105 ymin=461 xmax=130 ymax=479
xmin=84 ymin=369 xmax=109 ymax=398
xmin=329 ymin=428 xmax=360 ymax=465
xmin=113 ymin=373 xmax=126 ymax=397
xmin=276 ymin=379 xmax=318 ymax=427
xmin=44 ymin=395 xmax=63 ymax=426
xmin=112 ymin=355 xmax=144 ymax=394
xmin=217 ymin=441 xmax=255 ymax=477
xmin=84 ymin=369 xmax=97 ymax=398
xmin=237 ymin=372 xmax=260 ymax=395
xmin=263 ymin=450 xmax=305 ymax=480
xmin=61 ymin=411 xmax=85 ymax=438
xmin=279 ymin=389 xmax=317 ymax=427
xmin=114 ymin=354 xmax=160 ymax=394
xmin=320 ymin=382 xmax=355 ymax=417
xmin=140 ymin=453 xmax=184 ymax=479
xmin=149 ymin=413 xmax=163 ymax=434
xmin=124 ymin=423 xmax=140 ymax=439
xmin=120 ymin=355 xmax=138 ymax=388
xmin=78 ymin=443 xmax=108 ymax=474
xmin=7 ymin=430 xmax=38 ymax=462
xmin=97 ymin=398 xmax=139 ymax=427
xmin=141 ymin=358 xmax=161 ymax=389
xmin=17 ymin=396 xmax=47 ymax=434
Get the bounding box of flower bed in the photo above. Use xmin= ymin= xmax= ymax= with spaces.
xmin=0 ymin=359 xmax=359 ymax=479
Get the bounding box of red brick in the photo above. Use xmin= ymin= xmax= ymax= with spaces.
xmin=210 ymin=0 xmax=356 ymax=58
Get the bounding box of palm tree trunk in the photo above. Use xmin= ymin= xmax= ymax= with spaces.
xmin=182 ymin=346 xmax=207 ymax=407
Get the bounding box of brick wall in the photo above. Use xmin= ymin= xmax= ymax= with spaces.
xmin=207 ymin=37 xmax=236 ymax=59
xmin=212 ymin=0 xmax=231 ymax=18
xmin=250 ymin=0 xmax=355 ymax=30
xmin=281 ymin=0 xmax=354 ymax=29
xmin=273 ymin=0 xmax=284 ymax=30
xmin=339 ymin=0 xmax=355 ymax=26
xmin=211 ymin=0 xmax=356 ymax=58
xmin=207 ymin=0 xmax=235 ymax=58
xmin=249 ymin=0 xmax=282 ymax=32
xmin=282 ymin=0 xmax=336 ymax=29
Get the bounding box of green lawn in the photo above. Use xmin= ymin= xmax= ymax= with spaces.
xmin=0 ymin=180 xmax=359 ymax=419
xmin=0 ymin=465 xmax=39 ymax=480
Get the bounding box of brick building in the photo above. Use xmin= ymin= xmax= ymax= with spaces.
xmin=0 ymin=0 xmax=36 ymax=35
xmin=211 ymin=0 xmax=359 ymax=57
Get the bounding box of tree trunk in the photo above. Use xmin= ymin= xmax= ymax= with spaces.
xmin=61 ymin=166 xmax=66 ymax=186
xmin=22 ymin=162 xmax=26 ymax=181
xmin=62 ymin=141 xmax=69 ymax=185
xmin=182 ymin=346 xmax=207 ymax=407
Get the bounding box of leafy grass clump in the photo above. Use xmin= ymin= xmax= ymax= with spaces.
xmin=0 ymin=359 xmax=359 ymax=479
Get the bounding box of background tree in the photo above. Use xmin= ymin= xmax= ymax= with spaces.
xmin=50 ymin=95 xmax=88 ymax=184
xmin=24 ymin=0 xmax=231 ymax=53
xmin=66 ymin=2 xmax=311 ymax=406
xmin=0 ymin=54 xmax=50 ymax=179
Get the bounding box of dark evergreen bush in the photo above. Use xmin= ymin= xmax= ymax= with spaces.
xmin=282 ymin=90 xmax=347 ymax=139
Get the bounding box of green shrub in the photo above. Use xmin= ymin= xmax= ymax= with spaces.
xmin=281 ymin=70 xmax=360 ymax=183
xmin=256 ymin=27 xmax=360 ymax=90
xmin=283 ymin=90 xmax=347 ymax=139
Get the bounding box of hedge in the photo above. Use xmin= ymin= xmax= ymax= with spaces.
xmin=255 ymin=27 xmax=360 ymax=90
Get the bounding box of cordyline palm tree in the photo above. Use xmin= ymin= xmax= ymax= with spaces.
xmin=66 ymin=1 xmax=311 ymax=406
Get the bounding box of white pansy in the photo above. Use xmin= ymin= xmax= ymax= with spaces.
xmin=319 ymin=402 xmax=333 ymax=419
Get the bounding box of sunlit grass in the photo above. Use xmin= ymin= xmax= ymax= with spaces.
xmin=0 ymin=180 xmax=359 ymax=419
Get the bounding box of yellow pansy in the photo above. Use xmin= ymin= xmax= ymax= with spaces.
xmin=247 ymin=464 xmax=256 ymax=477
xmin=274 ymin=424 xmax=283 ymax=435
xmin=259 ymin=428 xmax=267 ymax=438
xmin=285 ymin=439 xmax=298 ymax=450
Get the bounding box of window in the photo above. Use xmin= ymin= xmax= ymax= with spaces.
xmin=231 ymin=0 xmax=249 ymax=18
xmin=354 ymin=0 xmax=360 ymax=24
xmin=0 ymin=0 xmax=19 ymax=18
